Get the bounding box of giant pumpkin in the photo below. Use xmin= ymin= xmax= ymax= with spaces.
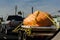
xmin=23 ymin=10 xmax=53 ymax=27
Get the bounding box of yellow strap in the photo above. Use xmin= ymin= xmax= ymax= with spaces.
xmin=44 ymin=14 xmax=59 ymax=28
xmin=12 ymin=23 xmax=22 ymax=32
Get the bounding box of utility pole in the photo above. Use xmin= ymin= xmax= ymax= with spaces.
xmin=15 ymin=5 xmax=17 ymax=15
xmin=32 ymin=7 xmax=33 ymax=14
xmin=23 ymin=12 xmax=24 ymax=18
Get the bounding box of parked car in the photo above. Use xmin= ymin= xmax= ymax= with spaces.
xmin=7 ymin=15 xmax=24 ymax=27
xmin=1 ymin=15 xmax=24 ymax=32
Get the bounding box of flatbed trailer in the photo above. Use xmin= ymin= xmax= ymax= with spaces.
xmin=17 ymin=25 xmax=60 ymax=40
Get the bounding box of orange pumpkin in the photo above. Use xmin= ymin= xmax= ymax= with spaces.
xmin=23 ymin=10 xmax=53 ymax=27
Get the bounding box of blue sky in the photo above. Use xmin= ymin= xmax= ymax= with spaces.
xmin=0 ymin=0 xmax=60 ymax=19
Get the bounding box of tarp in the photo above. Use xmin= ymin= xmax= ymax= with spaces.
xmin=23 ymin=10 xmax=53 ymax=27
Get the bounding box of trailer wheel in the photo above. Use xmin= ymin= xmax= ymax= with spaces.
xmin=23 ymin=32 xmax=27 ymax=40
xmin=18 ymin=30 xmax=22 ymax=40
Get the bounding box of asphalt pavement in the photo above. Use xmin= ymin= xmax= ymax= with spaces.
xmin=52 ymin=32 xmax=60 ymax=40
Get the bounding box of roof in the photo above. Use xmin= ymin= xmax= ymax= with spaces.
xmin=7 ymin=15 xmax=24 ymax=21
